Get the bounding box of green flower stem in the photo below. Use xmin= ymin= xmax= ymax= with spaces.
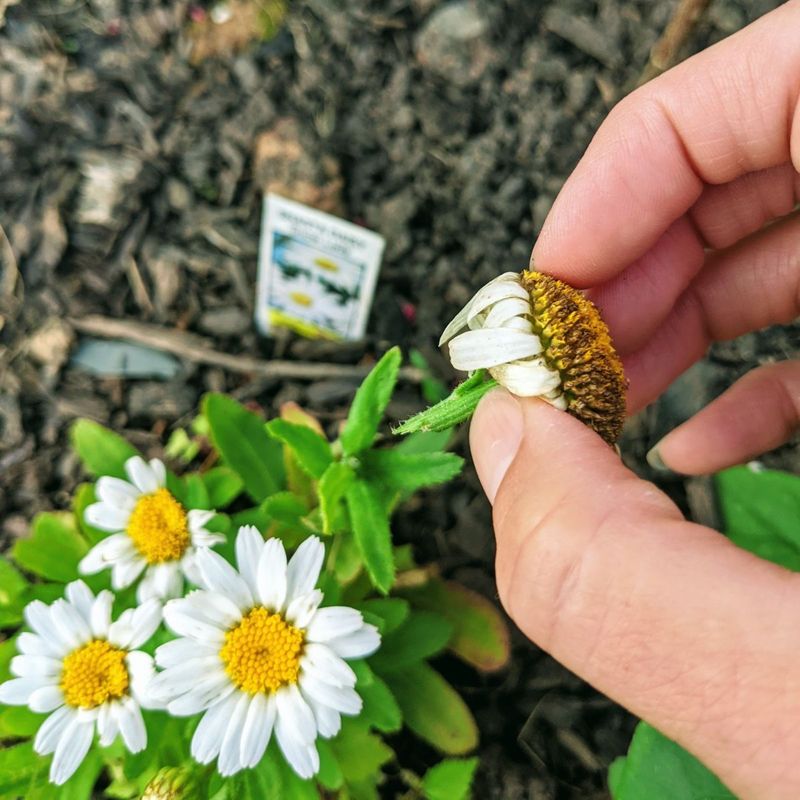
xmin=393 ymin=371 xmax=498 ymax=434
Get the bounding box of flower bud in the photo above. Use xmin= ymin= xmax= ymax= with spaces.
xmin=141 ymin=766 xmax=201 ymax=800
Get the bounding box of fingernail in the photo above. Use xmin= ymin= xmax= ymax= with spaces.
xmin=646 ymin=443 xmax=671 ymax=473
xmin=469 ymin=389 xmax=524 ymax=504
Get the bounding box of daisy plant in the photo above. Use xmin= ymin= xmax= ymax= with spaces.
xmin=0 ymin=348 xmax=510 ymax=800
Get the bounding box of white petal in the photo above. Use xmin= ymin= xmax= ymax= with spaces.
xmin=11 ymin=655 xmax=61 ymax=678
xmin=180 ymin=551 xmax=203 ymax=587
xmin=17 ymin=633 xmax=60 ymax=658
xmin=305 ymin=607 xmax=363 ymax=643
xmin=49 ymin=599 xmax=91 ymax=650
xmin=79 ymin=534 xmax=137 ymax=574
xmin=275 ymin=684 xmax=316 ymax=744
xmin=192 ymin=693 xmax=239 ymax=764
xmin=49 ymin=715 xmax=94 ymax=785
xmin=285 ymin=590 xmax=322 ymax=629
xmin=108 ymin=598 xmax=161 ymax=649
xmin=125 ymin=456 xmax=161 ymax=494
xmin=0 ymin=676 xmax=48 ymax=705
xmin=217 ymin=692 xmax=250 ymax=776
xmin=235 ymin=526 xmax=264 ymax=598
xmin=257 ymin=537 xmax=287 ymax=611
xmin=285 ymin=537 xmax=324 ymax=606
xmin=117 ymin=696 xmax=147 ymax=753
xmin=24 ymin=601 xmax=75 ymax=653
xmin=178 ymin=590 xmax=242 ymax=630
xmin=147 ymin=562 xmax=184 ymax=601
xmin=90 ymin=591 xmax=114 ymax=639
xmin=97 ymin=701 xmax=120 ymax=747
xmin=155 ymin=637 xmax=217 ymax=669
xmin=64 ymin=581 xmax=95 ymax=624
xmin=188 ymin=509 xmax=215 ymax=537
xmin=147 ymin=458 xmax=167 ymax=488
xmin=305 ymin=693 xmax=341 ymax=739
xmin=481 ymin=296 xmax=531 ymax=328
xmin=162 ymin=600 xmax=226 ymax=644
xmin=84 ymin=502 xmax=131 ymax=532
xmin=149 ymin=657 xmax=222 ymax=702
xmin=300 ymin=672 xmax=361 ymax=715
xmin=111 ymin=554 xmax=147 ymax=591
xmin=127 ymin=652 xmax=159 ymax=709
xmin=326 ymin=624 xmax=381 ymax=659
xmin=301 ymin=644 xmax=356 ymax=688
xmin=489 ymin=360 xmax=561 ymax=397
xmin=447 ymin=328 xmax=543 ymax=371
xmin=166 ymin=671 xmax=233 ymax=717
xmin=195 ymin=549 xmax=253 ymax=611
xmin=29 ymin=684 xmax=65 ymax=713
xmin=95 ymin=476 xmax=139 ymax=510
xmin=240 ymin=692 xmax=276 ymax=769
xmin=190 ymin=531 xmax=225 ymax=549
xmin=34 ymin=705 xmax=74 ymax=755
xmin=275 ymin=715 xmax=320 ymax=779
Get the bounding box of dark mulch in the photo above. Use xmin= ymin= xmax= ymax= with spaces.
xmin=0 ymin=0 xmax=794 ymax=797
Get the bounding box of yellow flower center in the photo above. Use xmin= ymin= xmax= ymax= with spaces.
xmin=127 ymin=488 xmax=190 ymax=564
xmin=522 ymin=269 xmax=627 ymax=445
xmin=220 ymin=607 xmax=304 ymax=694
xmin=61 ymin=640 xmax=129 ymax=709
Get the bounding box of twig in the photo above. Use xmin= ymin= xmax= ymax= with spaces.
xmin=639 ymin=0 xmax=712 ymax=85
xmin=68 ymin=314 xmax=424 ymax=383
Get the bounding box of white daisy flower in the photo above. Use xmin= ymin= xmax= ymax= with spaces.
xmin=150 ymin=527 xmax=381 ymax=780
xmin=79 ymin=456 xmax=224 ymax=602
xmin=0 ymin=581 xmax=161 ymax=785
xmin=440 ymin=269 xmax=627 ymax=444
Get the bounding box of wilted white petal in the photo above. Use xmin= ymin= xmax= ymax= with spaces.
xmin=489 ymin=359 xmax=561 ymax=397
xmin=447 ymin=328 xmax=543 ymax=370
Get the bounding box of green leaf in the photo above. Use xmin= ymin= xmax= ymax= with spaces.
xmin=202 ymin=466 xmax=244 ymax=508
xmin=385 ymin=663 xmax=478 ymax=755
xmin=0 ymin=706 xmax=41 ymax=738
xmin=352 ymin=661 xmax=402 ymax=734
xmin=0 ymin=638 xmax=17 ymax=682
xmin=409 ymin=348 xmax=450 ymax=404
xmin=345 ymin=480 xmax=395 ymax=594
xmin=332 ymin=532 xmax=363 ymax=586
xmin=183 ymin=473 xmax=211 ymax=509
xmin=370 ymin=611 xmax=452 ymax=672
xmin=70 ymin=419 xmax=138 ymax=479
xmin=395 ymin=428 xmax=453 ymax=455
xmin=330 ymin=718 xmax=393 ymax=784
xmin=359 ymin=450 xmax=463 ymax=494
xmin=610 ymin=722 xmax=735 ymax=799
xmin=318 ymin=462 xmax=356 ymax=535
xmin=12 ymin=512 xmax=88 ymax=582
xmin=399 ymin=579 xmax=511 ymax=672
xmin=260 ymin=492 xmax=309 ymax=526
xmin=0 ymin=555 xmax=27 ymax=607
xmin=422 ymin=758 xmax=479 ymax=800
xmin=73 ymin=484 xmax=106 ymax=545
xmin=340 ymin=347 xmax=402 ymax=456
xmin=317 ymin=739 xmax=344 ymax=791
xmin=356 ymin=598 xmax=409 ymax=634
xmin=265 ymin=420 xmax=332 ymax=479
xmin=203 ymin=394 xmax=285 ymax=502
xmin=716 ymin=466 xmax=800 ymax=570
xmin=51 ymin=748 xmax=103 ymax=800
xmin=0 ymin=741 xmax=49 ymax=796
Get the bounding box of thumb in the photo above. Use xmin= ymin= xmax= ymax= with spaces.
xmin=469 ymin=389 xmax=800 ymax=800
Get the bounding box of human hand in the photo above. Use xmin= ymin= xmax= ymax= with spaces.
xmin=470 ymin=3 xmax=800 ymax=799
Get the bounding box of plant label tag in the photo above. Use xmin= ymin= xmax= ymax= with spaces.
xmin=256 ymin=194 xmax=386 ymax=340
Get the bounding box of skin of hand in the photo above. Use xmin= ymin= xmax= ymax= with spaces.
xmin=469 ymin=3 xmax=800 ymax=799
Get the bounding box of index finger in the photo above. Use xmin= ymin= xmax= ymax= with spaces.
xmin=533 ymin=0 xmax=800 ymax=287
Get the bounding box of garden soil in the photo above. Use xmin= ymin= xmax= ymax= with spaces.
xmin=0 ymin=1 xmax=796 ymax=797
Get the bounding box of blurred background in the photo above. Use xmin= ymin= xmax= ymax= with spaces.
xmin=0 ymin=1 xmax=795 ymax=797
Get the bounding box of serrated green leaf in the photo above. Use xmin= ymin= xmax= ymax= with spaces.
xmin=202 ymin=466 xmax=244 ymax=508
xmin=317 ymin=739 xmax=344 ymax=790
xmin=70 ymin=419 xmax=139 ymax=479
xmin=260 ymin=492 xmax=309 ymax=525
xmin=359 ymin=450 xmax=463 ymax=494
xmin=318 ymin=462 xmax=356 ymax=535
xmin=370 ymin=611 xmax=452 ymax=672
xmin=345 ymin=481 xmax=395 ymax=594
xmin=353 ymin=662 xmax=402 ymax=734
xmin=330 ymin=718 xmax=393 ymax=784
xmin=400 ymin=579 xmax=511 ymax=672
xmin=265 ymin=420 xmax=333 ymax=479
xmin=356 ymin=598 xmax=409 ymax=634
xmin=203 ymin=394 xmax=285 ymax=502
xmin=183 ymin=473 xmax=211 ymax=509
xmin=0 ymin=556 xmax=27 ymax=607
xmin=716 ymin=466 xmax=800 ymax=569
xmin=340 ymin=347 xmax=402 ymax=456
xmin=0 ymin=740 xmax=49 ymax=796
xmin=422 ymin=757 xmax=479 ymax=800
xmin=610 ymin=722 xmax=735 ymax=799
xmin=12 ymin=512 xmax=88 ymax=582
xmin=0 ymin=706 xmax=41 ymax=738
xmin=386 ymin=663 xmax=478 ymax=755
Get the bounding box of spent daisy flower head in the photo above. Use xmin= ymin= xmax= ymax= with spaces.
xmin=0 ymin=581 xmax=161 ymax=785
xmin=79 ymin=456 xmax=224 ymax=602
xmin=440 ymin=269 xmax=627 ymax=444
xmin=150 ymin=526 xmax=381 ymax=780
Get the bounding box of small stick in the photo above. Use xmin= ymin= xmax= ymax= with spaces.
xmin=68 ymin=314 xmax=424 ymax=383
xmin=639 ymin=0 xmax=712 ymax=85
